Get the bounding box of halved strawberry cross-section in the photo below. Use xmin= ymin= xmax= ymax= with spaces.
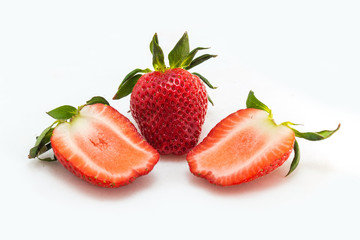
xmin=29 ymin=97 xmax=159 ymax=188
xmin=187 ymin=91 xmax=340 ymax=186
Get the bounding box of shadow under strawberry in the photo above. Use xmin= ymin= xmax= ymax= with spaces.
xmin=29 ymin=158 xmax=156 ymax=199
xmin=186 ymin=161 xmax=292 ymax=196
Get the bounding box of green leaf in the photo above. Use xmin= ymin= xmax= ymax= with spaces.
xmin=46 ymin=105 xmax=77 ymax=120
xmin=207 ymin=94 xmax=214 ymax=106
xmin=29 ymin=146 xmax=39 ymax=159
xmin=38 ymin=156 xmax=57 ymax=162
xmin=113 ymin=68 xmax=151 ymax=101
xmin=149 ymin=33 xmax=159 ymax=54
xmin=185 ymin=54 xmax=217 ymax=70
xmin=291 ymin=124 xmax=341 ymax=141
xmin=281 ymin=121 xmax=302 ymax=127
xmin=181 ymin=47 xmax=208 ymax=68
xmin=286 ymin=140 xmax=300 ymax=176
xmin=113 ymin=74 xmax=142 ymax=100
xmin=29 ymin=124 xmax=55 ymax=159
xmin=86 ymin=96 xmax=110 ymax=106
xmin=192 ymin=72 xmax=217 ymax=89
xmin=37 ymin=142 xmax=52 ymax=156
xmin=34 ymin=129 xmax=54 ymax=158
xmin=246 ymin=90 xmax=272 ymax=116
xmin=149 ymin=33 xmax=166 ymax=72
xmin=168 ymin=32 xmax=190 ymax=68
xmin=119 ymin=68 xmax=151 ymax=88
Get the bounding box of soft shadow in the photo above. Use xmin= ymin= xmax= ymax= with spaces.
xmin=300 ymin=158 xmax=335 ymax=173
xmin=160 ymin=154 xmax=186 ymax=161
xmin=29 ymin=160 xmax=156 ymax=200
xmin=187 ymin=166 xmax=290 ymax=196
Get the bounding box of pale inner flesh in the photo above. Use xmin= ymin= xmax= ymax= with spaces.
xmin=54 ymin=111 xmax=151 ymax=178
xmin=196 ymin=111 xmax=293 ymax=175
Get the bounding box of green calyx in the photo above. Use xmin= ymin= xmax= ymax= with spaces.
xmin=28 ymin=96 xmax=110 ymax=161
xmin=156 ymin=32 xmax=217 ymax=71
xmin=113 ymin=32 xmax=217 ymax=103
xmin=112 ymin=68 xmax=152 ymax=100
xmin=246 ymin=90 xmax=340 ymax=176
xmin=150 ymin=33 xmax=166 ymax=72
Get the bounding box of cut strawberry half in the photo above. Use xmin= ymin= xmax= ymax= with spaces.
xmin=187 ymin=91 xmax=340 ymax=186
xmin=187 ymin=109 xmax=295 ymax=185
xmin=29 ymin=97 xmax=159 ymax=188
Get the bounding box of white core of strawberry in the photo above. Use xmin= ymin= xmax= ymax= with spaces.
xmin=79 ymin=105 xmax=150 ymax=155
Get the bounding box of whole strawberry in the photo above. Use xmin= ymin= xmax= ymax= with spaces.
xmin=113 ymin=32 xmax=217 ymax=155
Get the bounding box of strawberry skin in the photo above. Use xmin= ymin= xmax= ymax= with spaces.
xmin=187 ymin=108 xmax=295 ymax=186
xmin=113 ymin=32 xmax=217 ymax=155
xmin=51 ymin=104 xmax=159 ymax=188
xmin=130 ymin=68 xmax=208 ymax=155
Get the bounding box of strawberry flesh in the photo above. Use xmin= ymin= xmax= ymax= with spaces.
xmin=186 ymin=108 xmax=295 ymax=186
xmin=51 ymin=104 xmax=159 ymax=187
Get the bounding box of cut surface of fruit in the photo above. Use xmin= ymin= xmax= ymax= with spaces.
xmin=187 ymin=108 xmax=295 ymax=186
xmin=51 ymin=104 xmax=159 ymax=187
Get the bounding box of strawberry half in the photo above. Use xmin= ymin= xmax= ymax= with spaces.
xmin=29 ymin=97 xmax=159 ymax=188
xmin=186 ymin=91 xmax=340 ymax=186
xmin=113 ymin=32 xmax=217 ymax=155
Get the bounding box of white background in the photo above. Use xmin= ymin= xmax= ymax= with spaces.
xmin=1 ymin=0 xmax=359 ymax=239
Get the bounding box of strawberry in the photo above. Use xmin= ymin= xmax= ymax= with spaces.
xmin=186 ymin=91 xmax=340 ymax=186
xmin=29 ymin=97 xmax=159 ymax=188
xmin=113 ymin=32 xmax=217 ymax=155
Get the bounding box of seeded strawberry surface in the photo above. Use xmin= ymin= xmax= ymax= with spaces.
xmin=113 ymin=32 xmax=217 ymax=155
xmin=131 ymin=68 xmax=208 ymax=155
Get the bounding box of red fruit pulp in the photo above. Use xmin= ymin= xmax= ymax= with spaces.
xmin=51 ymin=104 xmax=159 ymax=187
xmin=187 ymin=108 xmax=295 ymax=186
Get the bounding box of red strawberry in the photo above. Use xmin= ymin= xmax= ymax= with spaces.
xmin=113 ymin=32 xmax=217 ymax=155
xmin=29 ymin=97 xmax=159 ymax=188
xmin=187 ymin=91 xmax=340 ymax=186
